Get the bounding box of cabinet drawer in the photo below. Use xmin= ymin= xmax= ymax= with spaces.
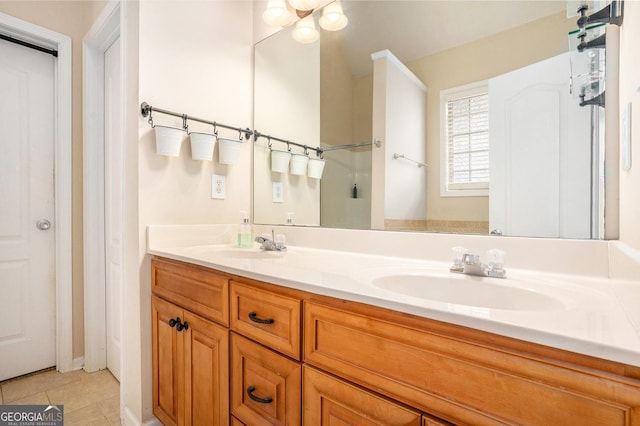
xmin=303 ymin=365 xmax=421 ymax=425
xmin=152 ymin=258 xmax=229 ymax=326
xmin=230 ymin=281 xmax=301 ymax=359
xmin=231 ymin=333 xmax=301 ymax=426
xmin=304 ymin=301 xmax=640 ymax=425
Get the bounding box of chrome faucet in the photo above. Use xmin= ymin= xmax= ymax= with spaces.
xmin=255 ymin=230 xmax=286 ymax=252
xmin=450 ymin=252 xmax=506 ymax=279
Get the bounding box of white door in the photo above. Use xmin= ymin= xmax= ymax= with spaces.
xmin=0 ymin=40 xmax=56 ymax=381
xmin=489 ymin=52 xmax=592 ymax=238
xmin=104 ymin=36 xmax=122 ymax=382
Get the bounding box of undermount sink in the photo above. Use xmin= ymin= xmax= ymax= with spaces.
xmin=372 ymin=274 xmax=566 ymax=311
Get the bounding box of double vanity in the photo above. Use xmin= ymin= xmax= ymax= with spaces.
xmin=148 ymin=225 xmax=640 ymax=425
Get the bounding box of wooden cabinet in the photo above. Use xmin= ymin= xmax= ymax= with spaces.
xmin=231 ymin=333 xmax=301 ymax=425
xmin=230 ymin=280 xmax=301 ymax=359
xmin=152 ymin=257 xmax=230 ymax=426
xmin=304 ymin=300 xmax=640 ymax=425
xmin=152 ymin=296 xmax=229 ymax=426
xmin=151 ymin=256 xmax=640 ymax=426
xmin=303 ymin=365 xmax=422 ymax=425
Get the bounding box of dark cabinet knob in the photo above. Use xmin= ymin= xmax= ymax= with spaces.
xmin=246 ymin=386 xmax=273 ymax=404
xmin=169 ymin=318 xmax=178 ymax=328
xmin=176 ymin=321 xmax=189 ymax=332
xmin=248 ymin=312 xmax=275 ymax=325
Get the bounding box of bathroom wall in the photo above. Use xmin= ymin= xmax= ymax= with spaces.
xmin=407 ymin=10 xmax=575 ymax=224
xmin=138 ymin=1 xmax=254 ymax=227
xmin=0 ymin=0 xmax=108 ymax=362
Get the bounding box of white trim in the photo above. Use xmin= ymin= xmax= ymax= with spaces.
xmin=123 ymin=406 xmax=162 ymax=426
xmin=83 ymin=2 xmax=127 ymax=420
xmin=83 ymin=0 xmax=122 ymax=374
xmin=439 ymin=80 xmax=490 ymax=198
xmin=0 ymin=12 xmax=74 ymax=374
xmin=72 ymin=356 xmax=85 ymax=371
xmin=371 ymin=49 xmax=427 ymax=92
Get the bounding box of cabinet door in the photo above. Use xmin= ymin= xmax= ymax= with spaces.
xmin=183 ymin=311 xmax=229 ymax=426
xmin=231 ymin=333 xmax=301 ymax=425
xmin=152 ymin=296 xmax=184 ymax=426
xmin=303 ymin=365 xmax=421 ymax=425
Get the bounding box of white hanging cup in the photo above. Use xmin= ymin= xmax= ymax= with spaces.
xmin=154 ymin=125 xmax=184 ymax=157
xmin=307 ymin=158 xmax=325 ymax=179
xmin=289 ymin=154 xmax=309 ymax=175
xmin=189 ymin=132 xmax=216 ymax=161
xmin=271 ymin=149 xmax=292 ymax=173
xmin=218 ymin=138 xmax=242 ymax=164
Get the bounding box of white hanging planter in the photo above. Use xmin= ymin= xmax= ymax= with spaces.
xmin=289 ymin=154 xmax=309 ymax=175
xmin=271 ymin=149 xmax=292 ymax=173
xmin=154 ymin=125 xmax=184 ymax=157
xmin=218 ymin=138 xmax=242 ymax=164
xmin=189 ymin=132 xmax=216 ymax=161
xmin=307 ymin=158 xmax=325 ymax=179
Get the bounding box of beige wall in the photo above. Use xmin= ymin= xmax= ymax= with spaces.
xmin=618 ymin=1 xmax=640 ymax=250
xmin=0 ymin=0 xmax=108 ymax=360
xmin=407 ymin=10 xmax=575 ymax=222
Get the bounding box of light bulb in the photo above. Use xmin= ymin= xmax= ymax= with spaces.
xmin=319 ymin=1 xmax=348 ymax=31
xmin=262 ymin=0 xmax=287 ymax=26
xmin=292 ymin=15 xmax=319 ymax=43
xmin=288 ymin=0 xmax=320 ymax=12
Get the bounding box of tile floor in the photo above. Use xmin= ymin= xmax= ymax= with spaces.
xmin=0 ymin=368 xmax=120 ymax=425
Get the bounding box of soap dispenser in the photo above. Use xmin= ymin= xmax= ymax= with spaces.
xmin=237 ymin=211 xmax=253 ymax=248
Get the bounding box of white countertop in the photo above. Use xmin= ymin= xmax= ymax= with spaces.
xmin=147 ymin=225 xmax=640 ymax=367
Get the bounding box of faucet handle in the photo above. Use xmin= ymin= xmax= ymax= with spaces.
xmin=486 ymin=249 xmax=505 ymax=270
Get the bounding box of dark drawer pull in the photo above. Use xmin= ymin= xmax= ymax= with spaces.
xmin=248 ymin=312 xmax=274 ymax=325
xmin=246 ymin=386 xmax=273 ymax=404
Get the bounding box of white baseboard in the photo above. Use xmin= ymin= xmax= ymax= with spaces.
xmin=72 ymin=356 xmax=84 ymax=371
xmin=123 ymin=406 xmax=161 ymax=426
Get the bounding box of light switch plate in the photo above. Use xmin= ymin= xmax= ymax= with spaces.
xmin=272 ymin=182 xmax=284 ymax=203
xmin=211 ymin=174 xmax=226 ymax=199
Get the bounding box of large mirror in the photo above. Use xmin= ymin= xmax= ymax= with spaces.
xmin=253 ymin=0 xmax=606 ymax=239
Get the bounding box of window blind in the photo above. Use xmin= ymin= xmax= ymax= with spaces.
xmin=446 ymin=93 xmax=489 ymax=188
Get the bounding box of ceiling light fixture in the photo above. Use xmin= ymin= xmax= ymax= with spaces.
xmin=263 ymin=0 xmax=295 ymax=26
xmin=288 ymin=0 xmax=320 ymax=13
xmin=319 ymin=0 xmax=348 ymax=31
xmin=292 ymin=15 xmax=319 ymax=44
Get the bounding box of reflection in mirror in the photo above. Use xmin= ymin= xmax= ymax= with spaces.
xmin=253 ymin=1 xmax=606 ymax=239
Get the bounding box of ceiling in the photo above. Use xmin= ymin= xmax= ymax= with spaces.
xmin=330 ymin=1 xmax=570 ymax=76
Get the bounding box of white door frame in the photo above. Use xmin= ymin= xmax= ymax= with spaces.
xmin=0 ymin=12 xmax=73 ymax=374
xmin=82 ymin=0 xmax=123 ymax=374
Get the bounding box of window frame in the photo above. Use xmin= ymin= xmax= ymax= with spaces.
xmin=439 ymin=81 xmax=490 ymax=197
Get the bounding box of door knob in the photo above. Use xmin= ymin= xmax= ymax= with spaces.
xmin=36 ymin=219 xmax=51 ymax=231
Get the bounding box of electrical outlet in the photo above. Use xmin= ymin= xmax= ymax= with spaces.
xmin=272 ymin=182 xmax=284 ymax=203
xmin=211 ymin=175 xmax=226 ymax=199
